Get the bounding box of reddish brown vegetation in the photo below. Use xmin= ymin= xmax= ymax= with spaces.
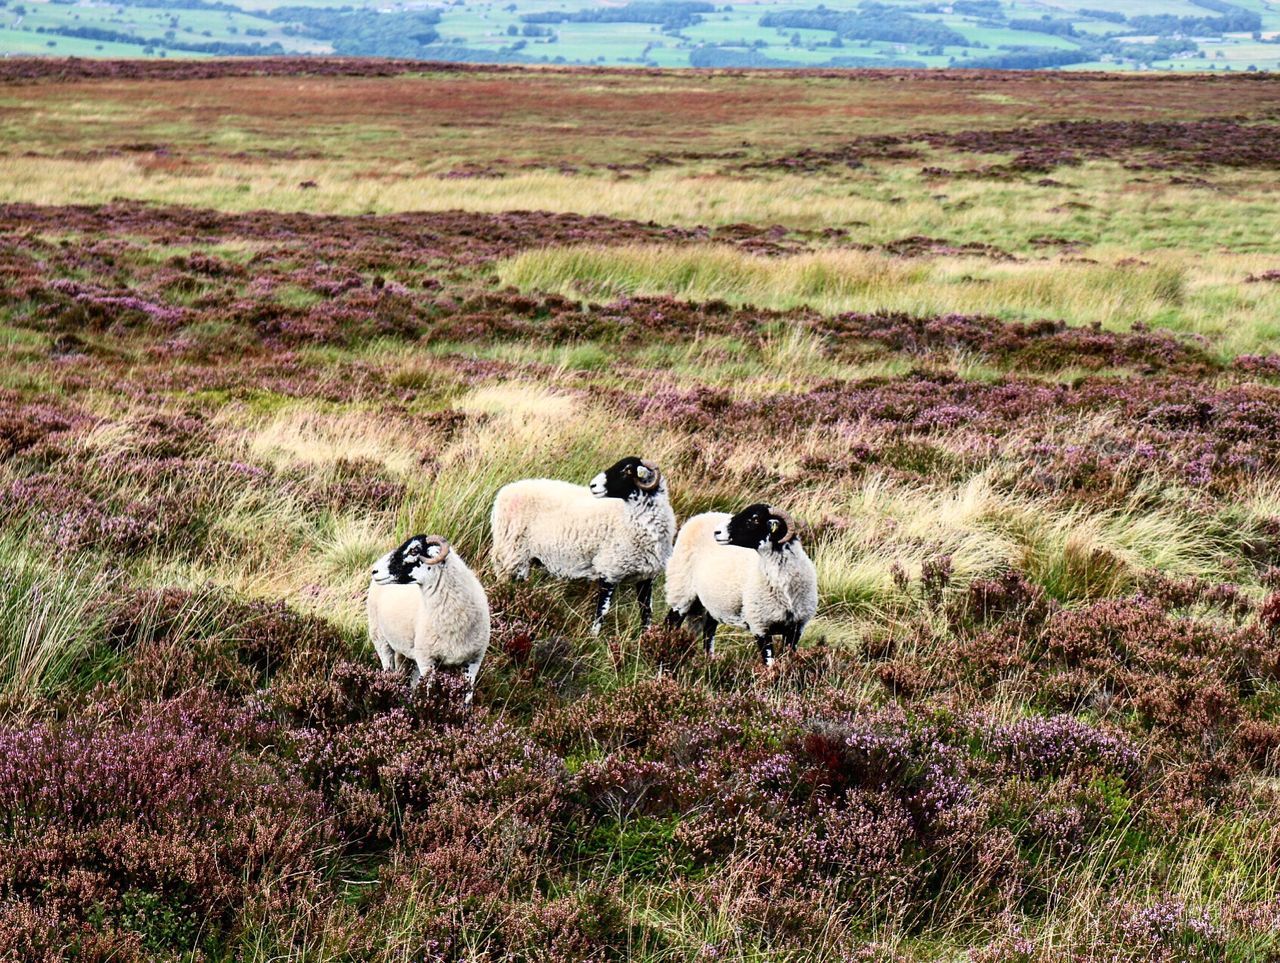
xmin=6 ymin=62 xmax=1280 ymax=173
xmin=756 ymin=119 xmax=1280 ymax=176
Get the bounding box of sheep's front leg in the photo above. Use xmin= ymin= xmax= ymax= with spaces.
xmin=462 ymin=655 xmax=484 ymax=706
xmin=784 ymin=622 xmax=802 ymax=655
xmin=373 ymin=638 xmax=396 ymax=672
xmin=408 ymin=655 xmax=435 ymax=690
xmin=754 ymin=634 xmax=775 ymax=668
xmin=636 ymin=579 xmax=654 ymax=629
xmin=591 ymin=580 xmax=616 ymax=636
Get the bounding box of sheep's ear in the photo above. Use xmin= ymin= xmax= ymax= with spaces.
xmin=769 ymin=510 xmax=797 ymax=544
xmin=636 ymin=460 xmax=661 ymax=492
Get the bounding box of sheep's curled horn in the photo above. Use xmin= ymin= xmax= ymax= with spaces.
xmin=636 ymin=460 xmax=662 ymax=492
xmin=421 ymin=535 xmax=451 ymax=565
xmin=769 ymin=507 xmax=798 ymax=544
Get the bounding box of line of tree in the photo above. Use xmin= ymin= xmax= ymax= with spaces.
xmin=47 ymin=24 xmax=283 ymax=54
xmin=951 ymin=0 xmax=1003 ymax=18
xmin=1077 ymin=8 xmax=1127 ymax=24
xmin=523 ymin=2 xmax=713 ymax=29
xmin=689 ymin=44 xmax=924 ymax=68
xmin=759 ymin=4 xmax=969 ymax=48
xmin=1096 ymin=36 xmax=1198 ymax=63
xmin=961 ymin=48 xmax=1091 ymax=68
xmin=1007 ymin=18 xmax=1078 ymax=38
xmin=81 ymin=0 xmax=242 ymax=10
xmin=1126 ymin=5 xmax=1261 ymax=36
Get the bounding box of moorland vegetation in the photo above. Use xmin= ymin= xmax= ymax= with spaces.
xmin=1 ymin=62 xmax=1280 ymax=961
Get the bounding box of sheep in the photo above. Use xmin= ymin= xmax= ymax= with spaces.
xmin=490 ymin=456 xmax=677 ymax=635
xmin=664 ymin=503 xmax=818 ymax=666
xmin=367 ymin=534 xmax=490 ymax=703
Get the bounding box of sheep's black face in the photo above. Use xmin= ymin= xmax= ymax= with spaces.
xmin=371 ymin=534 xmax=449 ymax=585
xmin=589 ymin=456 xmax=662 ymax=501
xmin=715 ymin=504 xmax=797 ymax=551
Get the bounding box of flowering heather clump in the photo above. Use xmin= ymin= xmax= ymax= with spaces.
xmin=0 ymin=473 xmax=171 ymax=554
xmin=102 ymin=586 xmax=351 ymax=698
xmin=0 ymin=472 xmax=197 ymax=555
xmin=0 ymin=392 xmax=93 ymax=463
xmin=36 ymin=278 xmax=187 ymax=332
xmin=955 ymin=569 xmax=1053 ymax=629
xmin=1108 ymin=898 xmax=1228 ymax=962
xmin=920 ymin=554 xmax=954 ymax=608
xmin=986 ymin=714 xmax=1138 ymax=780
xmin=0 ymin=692 xmax=331 ymax=955
xmin=1261 ymin=593 xmax=1280 ymax=635
xmin=282 ymin=456 xmax=406 ymax=513
xmin=268 ymin=662 xmax=569 ymax=852
xmin=892 ymin=592 xmax=1280 ymax=791
xmin=1138 ymin=570 xmax=1254 ymax=619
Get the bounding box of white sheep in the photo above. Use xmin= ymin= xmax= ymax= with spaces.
xmin=367 ymin=534 xmax=490 ymax=702
xmin=664 ymin=503 xmax=818 ymax=666
xmin=490 ymin=456 xmax=677 ymax=635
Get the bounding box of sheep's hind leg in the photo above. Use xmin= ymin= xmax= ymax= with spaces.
xmin=665 ymin=597 xmax=702 ymax=630
xmin=590 ymin=580 xmax=616 ymax=636
xmin=636 ymin=579 xmax=654 ymax=629
xmin=754 ymin=634 xmax=775 ymax=668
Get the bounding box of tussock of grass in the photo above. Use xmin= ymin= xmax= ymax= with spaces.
xmin=803 ymin=472 xmax=1240 ymax=620
xmin=245 ymin=407 xmax=427 ymax=475
xmin=499 ymin=242 xmax=1280 ymax=353
xmin=0 ymin=536 xmax=107 ymax=699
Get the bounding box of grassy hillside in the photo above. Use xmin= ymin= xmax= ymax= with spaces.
xmin=3 ymin=0 xmax=1280 ymax=69
xmin=2 ymin=61 xmax=1280 ymax=960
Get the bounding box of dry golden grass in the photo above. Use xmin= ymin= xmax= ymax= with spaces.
xmin=500 ymin=242 xmax=1280 ymax=354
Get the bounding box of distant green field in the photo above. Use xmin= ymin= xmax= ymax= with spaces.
xmin=2 ymin=0 xmax=1279 ymax=69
